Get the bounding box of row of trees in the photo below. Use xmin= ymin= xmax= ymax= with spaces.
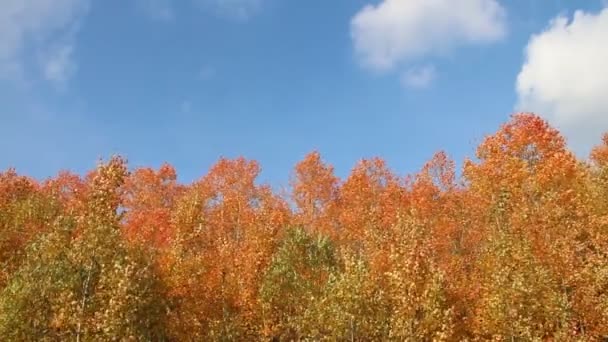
xmin=0 ymin=113 xmax=607 ymax=340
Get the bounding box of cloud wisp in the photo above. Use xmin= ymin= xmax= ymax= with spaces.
xmin=0 ymin=0 xmax=89 ymax=86
xmin=401 ymin=64 xmax=437 ymax=89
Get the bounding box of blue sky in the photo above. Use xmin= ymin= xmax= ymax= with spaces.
xmin=1 ymin=0 xmax=607 ymax=186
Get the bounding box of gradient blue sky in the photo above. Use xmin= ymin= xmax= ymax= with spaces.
xmin=1 ymin=0 xmax=607 ymax=186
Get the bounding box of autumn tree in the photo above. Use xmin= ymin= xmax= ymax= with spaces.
xmin=570 ymin=133 xmax=608 ymax=338
xmin=123 ymin=163 xmax=183 ymax=248
xmin=259 ymin=227 xmax=339 ymax=340
xmin=0 ymin=112 xmax=606 ymax=340
xmin=409 ymin=152 xmax=478 ymax=337
xmin=291 ymin=151 xmax=340 ymax=237
xmin=463 ymin=114 xmax=587 ymax=262
xmin=164 ymin=157 xmax=289 ymax=340
xmin=0 ymin=169 xmax=60 ymax=289
xmin=298 ymin=253 xmax=392 ymax=341
xmin=473 ymin=229 xmax=572 ymax=340
xmin=383 ymin=217 xmax=455 ymax=341
xmin=0 ymin=157 xmax=167 ymax=340
xmin=338 ymin=158 xmax=403 ymax=252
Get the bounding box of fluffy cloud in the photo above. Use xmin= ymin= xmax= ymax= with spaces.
xmin=0 ymin=0 xmax=88 ymax=84
xmin=516 ymin=7 xmax=608 ymax=154
xmin=401 ymin=64 xmax=436 ymax=89
xmin=350 ymin=0 xmax=506 ymax=71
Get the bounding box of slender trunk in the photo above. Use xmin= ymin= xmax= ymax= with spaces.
xmin=76 ymin=260 xmax=93 ymax=342
xmin=350 ymin=315 xmax=355 ymax=342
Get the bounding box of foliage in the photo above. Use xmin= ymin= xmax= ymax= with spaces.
xmin=259 ymin=227 xmax=338 ymax=340
xmin=0 ymin=157 xmax=167 ymax=341
xmin=0 ymin=113 xmax=607 ymax=340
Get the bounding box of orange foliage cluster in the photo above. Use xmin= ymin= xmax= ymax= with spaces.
xmin=1 ymin=113 xmax=607 ymax=341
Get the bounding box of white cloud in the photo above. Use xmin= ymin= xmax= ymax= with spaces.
xmin=0 ymin=0 xmax=88 ymax=84
xmin=516 ymin=7 xmax=608 ymax=154
xmin=196 ymin=0 xmax=262 ymax=20
xmin=136 ymin=0 xmax=174 ymax=22
xmin=350 ymin=0 xmax=507 ymax=71
xmin=401 ymin=64 xmax=436 ymax=89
